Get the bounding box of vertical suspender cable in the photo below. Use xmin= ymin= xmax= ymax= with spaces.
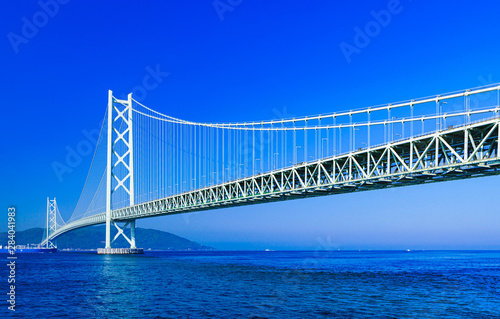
xmin=222 ymin=127 xmax=225 ymax=182
xmin=253 ymin=128 xmax=255 ymax=175
xmin=293 ymin=122 xmax=296 ymax=164
xmin=305 ymin=119 xmax=307 ymax=163
xmin=318 ymin=117 xmax=322 ymax=159
xmin=216 ymin=127 xmax=219 ymax=184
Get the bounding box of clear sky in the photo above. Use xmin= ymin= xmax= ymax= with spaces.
xmin=2 ymin=1 xmax=500 ymax=250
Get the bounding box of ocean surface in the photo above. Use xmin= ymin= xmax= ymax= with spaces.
xmin=1 ymin=250 xmax=499 ymax=318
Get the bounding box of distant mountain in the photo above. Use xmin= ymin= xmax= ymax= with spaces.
xmin=0 ymin=226 xmax=214 ymax=251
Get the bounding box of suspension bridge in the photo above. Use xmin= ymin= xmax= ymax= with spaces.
xmin=41 ymin=83 xmax=500 ymax=253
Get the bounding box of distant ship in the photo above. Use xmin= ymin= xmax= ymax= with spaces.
xmin=0 ymin=244 xmax=57 ymax=253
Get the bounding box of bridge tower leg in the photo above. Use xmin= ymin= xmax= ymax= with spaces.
xmin=105 ymin=90 xmax=113 ymax=249
xmin=101 ymin=91 xmax=142 ymax=254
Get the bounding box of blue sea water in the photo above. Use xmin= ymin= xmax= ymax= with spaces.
xmin=1 ymin=250 xmax=499 ymax=318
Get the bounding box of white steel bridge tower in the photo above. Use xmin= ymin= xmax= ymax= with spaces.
xmin=98 ymin=91 xmax=142 ymax=254
xmin=45 ymin=198 xmax=57 ymax=249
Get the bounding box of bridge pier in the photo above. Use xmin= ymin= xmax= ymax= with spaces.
xmin=97 ymin=248 xmax=143 ymax=255
xmin=130 ymin=219 xmax=136 ymax=249
xmin=98 ymin=220 xmax=141 ymax=254
xmin=105 ymin=216 xmax=111 ymax=249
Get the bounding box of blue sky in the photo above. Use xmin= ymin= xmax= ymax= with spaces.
xmin=2 ymin=1 xmax=500 ymax=250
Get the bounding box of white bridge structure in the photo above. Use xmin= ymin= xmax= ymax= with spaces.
xmin=42 ymin=83 xmax=500 ymax=250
